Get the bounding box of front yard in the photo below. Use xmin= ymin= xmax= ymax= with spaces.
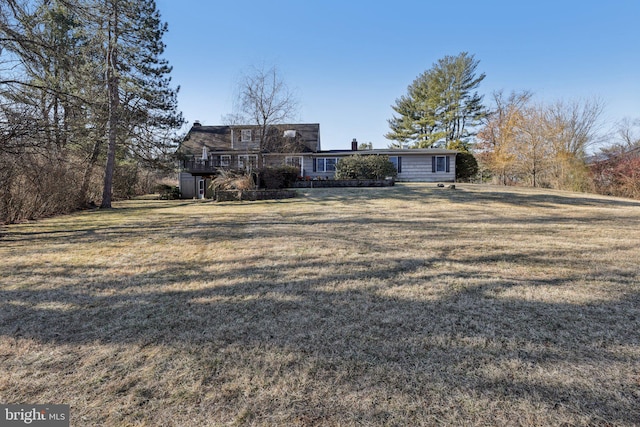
xmin=1 ymin=184 xmax=639 ymax=425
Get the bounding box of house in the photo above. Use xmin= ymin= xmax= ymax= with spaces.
xmin=175 ymin=123 xmax=457 ymax=198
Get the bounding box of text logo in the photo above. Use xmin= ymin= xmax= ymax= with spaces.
xmin=1 ymin=405 xmax=69 ymax=427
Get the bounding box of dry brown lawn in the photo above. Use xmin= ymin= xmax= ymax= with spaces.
xmin=1 ymin=183 xmax=639 ymax=426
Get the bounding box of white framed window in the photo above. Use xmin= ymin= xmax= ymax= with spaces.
xmin=238 ymin=154 xmax=258 ymax=170
xmin=220 ymin=155 xmax=231 ymax=167
xmin=315 ymin=158 xmax=337 ymax=172
xmin=241 ymin=129 xmax=252 ymax=142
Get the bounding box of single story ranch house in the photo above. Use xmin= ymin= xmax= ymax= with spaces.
xmin=175 ymin=122 xmax=457 ymax=199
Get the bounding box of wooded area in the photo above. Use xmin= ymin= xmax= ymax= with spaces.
xmin=589 ymin=120 xmax=640 ymax=199
xmin=386 ymin=53 xmax=640 ymax=196
xmin=476 ymin=92 xmax=602 ymax=191
xmin=0 ymin=0 xmax=183 ymax=223
xmin=476 ymin=93 xmax=640 ymax=195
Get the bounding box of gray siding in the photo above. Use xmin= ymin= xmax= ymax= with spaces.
xmin=301 ymin=157 xmax=315 ymax=178
xmin=303 ymin=156 xmax=338 ymax=180
xmin=179 ymin=172 xmax=196 ymax=198
xmin=178 ymin=153 xmax=456 ymax=198
xmin=301 ymin=154 xmax=456 ymax=182
xmin=396 ymin=154 xmax=456 ymax=182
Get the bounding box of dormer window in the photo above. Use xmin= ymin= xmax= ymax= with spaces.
xmin=241 ymin=129 xmax=252 ymax=142
xmin=283 ymin=130 xmax=296 ymax=138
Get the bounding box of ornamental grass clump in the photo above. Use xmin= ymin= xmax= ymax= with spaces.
xmin=211 ymin=169 xmax=256 ymax=199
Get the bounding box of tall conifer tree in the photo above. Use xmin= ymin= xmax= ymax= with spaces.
xmin=98 ymin=0 xmax=183 ymax=208
xmin=386 ymin=52 xmax=487 ymax=149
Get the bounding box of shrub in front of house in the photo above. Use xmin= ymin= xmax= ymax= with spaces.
xmin=157 ymin=184 xmax=180 ymax=199
xmin=258 ymin=166 xmax=299 ymax=189
xmin=456 ymin=151 xmax=479 ymax=182
xmin=335 ymin=154 xmax=398 ymax=180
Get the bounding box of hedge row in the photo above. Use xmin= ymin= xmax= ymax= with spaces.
xmin=214 ymin=189 xmax=298 ymax=202
xmin=293 ymin=179 xmax=395 ymax=188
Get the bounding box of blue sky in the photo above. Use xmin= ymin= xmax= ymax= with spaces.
xmin=156 ymin=0 xmax=640 ymax=149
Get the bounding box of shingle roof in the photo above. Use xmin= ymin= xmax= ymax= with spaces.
xmin=176 ymin=123 xmax=321 ymax=156
xmin=177 ymin=126 xmax=231 ymax=156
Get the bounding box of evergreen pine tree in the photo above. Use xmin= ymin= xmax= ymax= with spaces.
xmin=386 ymin=52 xmax=487 ymax=149
xmin=98 ymin=0 xmax=183 ymax=208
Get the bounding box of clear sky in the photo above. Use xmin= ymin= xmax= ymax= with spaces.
xmin=155 ymin=0 xmax=640 ymax=150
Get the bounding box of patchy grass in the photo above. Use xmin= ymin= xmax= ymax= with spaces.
xmin=1 ymin=183 xmax=639 ymax=426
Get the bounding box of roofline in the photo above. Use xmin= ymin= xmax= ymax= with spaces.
xmin=190 ymin=123 xmax=320 ymax=130
xmin=180 ymin=148 xmax=458 ymax=156
xmin=316 ymin=148 xmax=458 ymax=155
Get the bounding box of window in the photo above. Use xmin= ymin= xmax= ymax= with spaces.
xmin=389 ymin=156 xmax=402 ymax=173
xmin=220 ymin=155 xmax=231 ymax=167
xmin=238 ymin=154 xmax=258 ymax=170
xmin=315 ymin=158 xmax=337 ymax=172
xmin=432 ymin=156 xmax=450 ymax=173
xmin=241 ymin=129 xmax=252 ymax=142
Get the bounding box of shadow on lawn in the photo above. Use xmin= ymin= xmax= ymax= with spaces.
xmin=2 ymin=187 xmax=640 ymax=424
xmin=301 ymin=183 xmax=640 ymax=209
xmin=2 ymin=251 xmax=640 ymax=424
xmin=4 ymin=184 xmax=637 ymax=245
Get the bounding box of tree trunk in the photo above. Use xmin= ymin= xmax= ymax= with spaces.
xmin=78 ymin=138 xmax=103 ymax=206
xmin=100 ymin=4 xmax=119 ymax=209
xmin=101 ymin=88 xmax=118 ymax=208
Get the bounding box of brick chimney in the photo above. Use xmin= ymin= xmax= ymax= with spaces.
xmin=351 ymin=138 xmax=358 ymax=151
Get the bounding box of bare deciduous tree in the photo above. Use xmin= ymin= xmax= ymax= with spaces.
xmin=591 ymin=117 xmax=640 ymax=199
xmin=478 ymin=94 xmax=604 ymax=189
xmin=477 ymin=90 xmax=532 ymax=185
xmin=234 ymin=65 xmax=299 ymax=151
xmin=544 ymin=98 xmax=604 ymax=190
xmin=516 ymin=105 xmax=554 ymax=187
xmin=615 ymin=117 xmax=640 ymax=148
